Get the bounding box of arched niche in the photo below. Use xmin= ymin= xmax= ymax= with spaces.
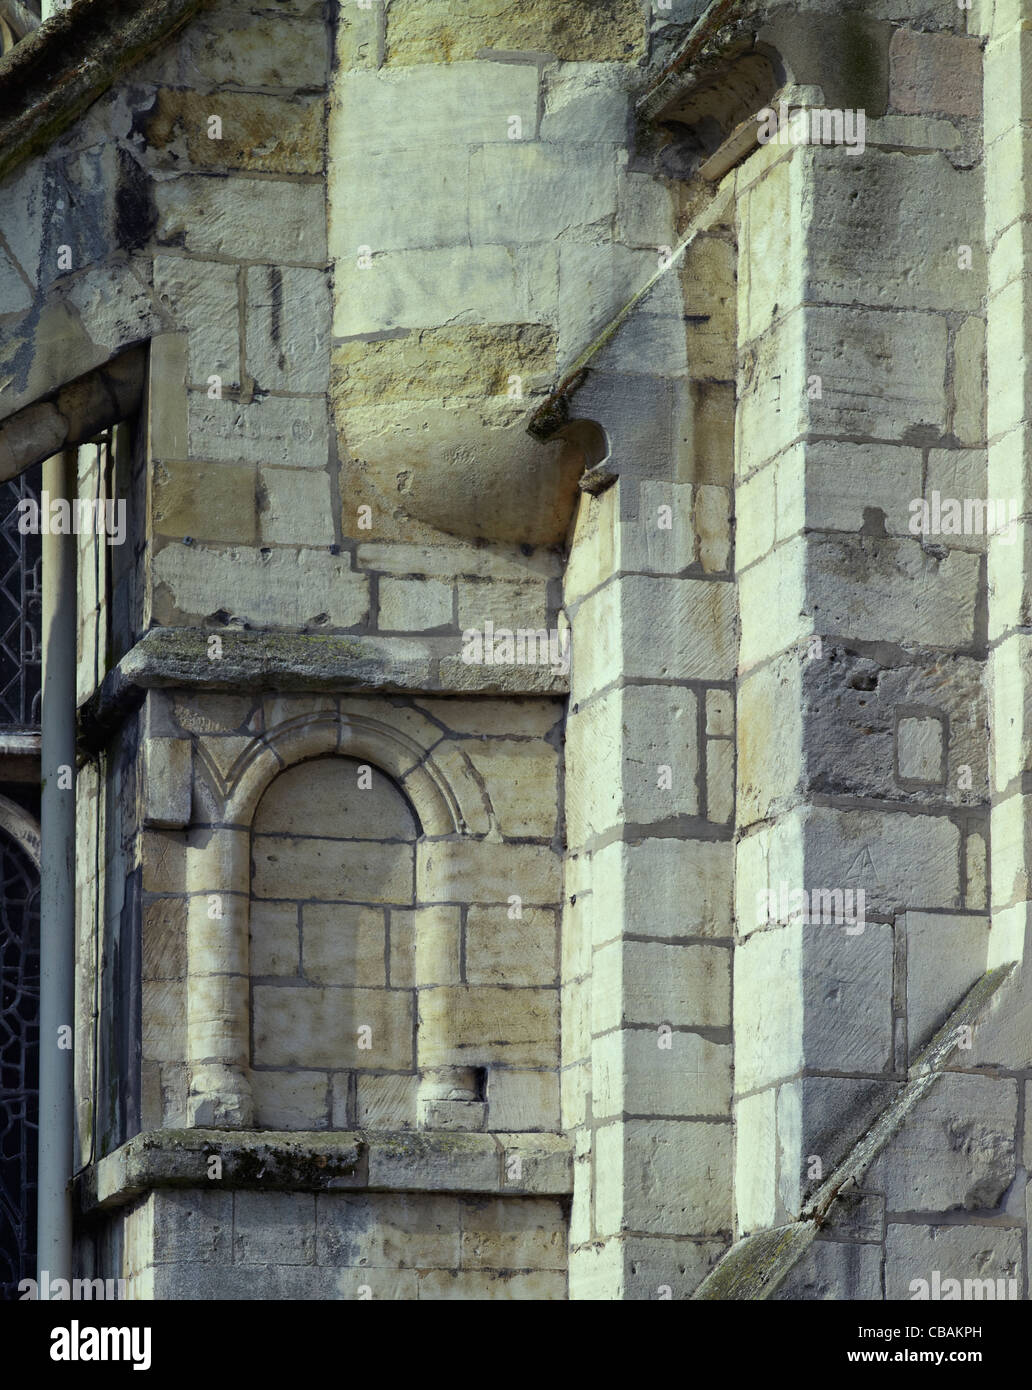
xmin=185 ymin=709 xmax=488 ymax=1130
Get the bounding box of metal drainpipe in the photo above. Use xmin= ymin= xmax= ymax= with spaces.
xmin=37 ymin=446 xmax=76 ymax=1293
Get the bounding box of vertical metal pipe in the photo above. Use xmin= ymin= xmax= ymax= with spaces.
xmin=37 ymin=447 xmax=76 ymax=1291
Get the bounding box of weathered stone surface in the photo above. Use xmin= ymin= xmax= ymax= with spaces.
xmin=247 ymin=266 xmax=330 ymax=393
xmin=418 ymin=987 xmax=559 ymax=1067
xmin=868 ymin=1075 xmax=1017 ymax=1212
xmin=772 ymin=1239 xmax=882 ymax=1300
xmin=152 ymin=543 xmax=370 ymax=629
xmin=592 ymin=940 xmax=730 ymax=1032
xmin=333 ymin=325 xmax=555 ymax=406
xmin=187 ymin=393 xmax=329 ymax=467
xmin=889 ymin=28 xmax=983 ymax=118
xmin=176 ymin=13 xmax=329 ymax=90
xmin=333 ymin=62 xmax=539 ymax=155
xmin=906 ymin=912 xmax=990 ymax=1054
xmin=152 ymin=459 xmax=256 ymax=544
xmin=384 ymin=0 xmax=646 ymax=65
xmin=595 ymin=1120 xmax=732 ymax=1237
xmin=145 ymin=89 xmax=324 ymax=173
xmin=253 ymin=985 xmax=415 ymax=1070
xmin=884 ymin=1223 xmax=1022 ymax=1300
xmin=155 ymin=176 xmax=327 ymax=262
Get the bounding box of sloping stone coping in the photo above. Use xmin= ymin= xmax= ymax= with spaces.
xmin=693 ymin=963 xmax=1018 ymax=1299
xmin=76 ymin=1129 xmax=573 ymax=1213
xmin=0 ymin=0 xmax=211 ymax=185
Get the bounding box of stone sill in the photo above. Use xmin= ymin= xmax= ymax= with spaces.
xmin=79 ymin=626 xmax=568 ymax=746
xmin=76 ymin=1129 xmax=573 ymax=1214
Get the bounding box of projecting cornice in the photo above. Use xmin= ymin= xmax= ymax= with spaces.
xmin=0 ymin=0 xmax=211 ymax=185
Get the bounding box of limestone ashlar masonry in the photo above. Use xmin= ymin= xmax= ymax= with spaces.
xmin=2 ymin=0 xmax=1028 ymax=1308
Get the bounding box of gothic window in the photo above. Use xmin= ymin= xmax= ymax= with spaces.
xmin=0 ymin=462 xmax=43 ymax=1300
xmin=0 ymin=465 xmax=42 ymax=732
xmin=0 ymin=796 xmax=40 ymax=1300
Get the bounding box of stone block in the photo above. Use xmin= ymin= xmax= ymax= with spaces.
xmin=152 ymin=459 xmax=257 ymax=546
xmin=143 ymin=898 xmax=187 ymax=981
xmin=258 ymin=466 xmax=336 ymax=547
xmin=233 ymin=1192 xmax=316 ymax=1266
xmin=735 ymin=1089 xmax=777 ymax=1233
xmin=890 ymin=28 xmax=983 ymax=117
xmin=418 ymin=986 xmax=559 ymax=1067
xmin=591 ymin=940 xmax=730 ymax=1032
xmin=706 ymin=689 xmax=734 ymax=737
xmin=617 ymin=1236 xmax=724 ymax=1301
xmin=590 ymin=837 xmax=734 ymax=942
xmin=801 ymin=923 xmax=895 ymax=1073
xmin=905 ymin=911 xmax=990 ymax=1053
xmin=179 ymin=13 xmax=329 ymax=89
xmin=460 ymin=1197 xmax=567 ymax=1271
xmin=249 ymin=901 xmax=300 ymax=979
xmin=485 ymin=1070 xmax=561 ymax=1132
xmin=868 ymin=1074 xmax=1017 ymax=1211
xmin=734 ymin=926 xmax=804 ymax=1091
xmin=592 ymin=1028 xmax=731 ymax=1120
xmin=463 ymin=741 xmax=559 ymax=839
xmin=384 ymin=0 xmax=646 ymax=65
xmin=378 ymin=577 xmax=453 ymax=633
xmin=332 ymin=244 xmax=558 ymax=336
xmin=565 ymin=686 xmax=699 ymax=845
xmin=810 ymin=535 xmax=980 ymax=649
xmin=145 ymin=89 xmax=324 ymax=174
xmin=252 ymin=1069 xmax=330 ymax=1129
xmin=884 ymin=1223 xmax=1022 ymax=1300
xmin=799 ymin=805 xmax=962 ymax=916
xmin=465 ymin=906 xmax=558 ymax=987
xmin=952 ymin=316 xmax=986 ymax=446
xmin=252 ymin=836 xmax=414 ymax=904
xmin=155 ymin=176 xmax=327 ymax=263
xmin=738 ymin=307 xmax=948 ymax=473
xmin=416 ymin=839 xmax=560 ymax=907
xmin=187 ymin=393 xmax=329 ymax=468
xmin=151 ymin=1190 xmax=232 ymax=1265
xmin=571 ymin=575 xmax=736 ymax=702
xmin=415 ymin=1269 xmax=566 ymax=1299
xmin=302 ymin=904 xmax=388 ymax=987
xmin=316 ymin=1193 xmax=461 ymax=1269
xmin=333 ymin=62 xmax=539 ymax=155
xmin=773 ymin=1239 xmax=883 ymax=1300
xmin=541 ymin=62 xmax=635 ymax=144
xmin=252 ymin=985 xmax=415 ymax=1069
xmin=152 ymin=255 xmax=240 ymax=387
xmin=469 ymin=143 xmax=618 ymax=245
xmin=332 ymin=145 xmax=471 ymax=255
xmin=773 ymin=441 xmax=925 ymax=542
xmin=354 ymin=1072 xmax=420 ymax=1129
xmin=595 ymin=1119 xmax=732 ymax=1237
xmin=141 ymin=980 xmax=185 ymax=1063
xmin=804 ymin=148 xmax=982 ymax=313
xmin=777 ymin=1076 xmax=894 ymax=1216
xmin=142 ymin=737 xmax=192 ymax=828
xmin=246 ymin=266 xmax=330 ymax=394
xmin=256 ymin=755 xmax=419 ymax=840
xmin=405 ymin=905 xmax=460 ymax=987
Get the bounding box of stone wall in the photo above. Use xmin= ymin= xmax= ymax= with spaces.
xmin=5 ymin=0 xmax=1032 ymax=1302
